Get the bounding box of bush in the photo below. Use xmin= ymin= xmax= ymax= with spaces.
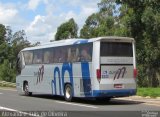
xmin=0 ymin=59 xmax=16 ymax=82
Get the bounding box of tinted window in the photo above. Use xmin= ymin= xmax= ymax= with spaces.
xmin=23 ymin=51 xmax=33 ymax=65
xmin=67 ymin=43 xmax=93 ymax=62
xmin=23 ymin=43 xmax=93 ymax=65
xmin=67 ymin=46 xmax=79 ymax=62
xmin=54 ymin=47 xmax=67 ymax=63
xmin=79 ymin=43 xmax=92 ymax=62
xmin=16 ymin=53 xmax=22 ymax=75
xmin=43 ymin=48 xmax=54 ymax=64
xmin=101 ymin=42 xmax=133 ymax=57
xmin=33 ymin=49 xmax=43 ymax=64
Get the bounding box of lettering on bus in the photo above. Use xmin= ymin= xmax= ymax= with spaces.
xmin=102 ymin=71 xmax=109 ymax=78
xmin=113 ymin=67 xmax=126 ymax=80
xmin=34 ymin=65 xmax=44 ymax=84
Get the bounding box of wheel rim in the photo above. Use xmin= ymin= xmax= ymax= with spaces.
xmin=66 ymin=86 xmax=71 ymax=99
xmin=24 ymin=84 xmax=29 ymax=95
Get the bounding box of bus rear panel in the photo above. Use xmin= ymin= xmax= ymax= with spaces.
xmin=92 ymin=38 xmax=137 ymax=98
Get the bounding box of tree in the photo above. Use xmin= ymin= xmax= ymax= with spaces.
xmin=80 ymin=13 xmax=100 ymax=38
xmin=0 ymin=24 xmax=15 ymax=82
xmin=0 ymin=24 xmax=6 ymax=43
xmin=6 ymin=26 xmax=13 ymax=44
xmin=80 ymin=0 xmax=160 ymax=87
xmin=55 ymin=18 xmax=78 ymax=40
xmin=0 ymin=59 xmax=15 ymax=82
xmin=80 ymin=0 xmax=117 ymax=38
xmin=0 ymin=24 xmax=39 ymax=83
xmin=0 ymin=26 xmax=33 ymax=82
xmin=116 ymin=0 xmax=160 ymax=87
xmin=10 ymin=30 xmax=32 ymax=73
xmin=12 ymin=30 xmax=31 ymax=57
xmin=0 ymin=24 xmax=8 ymax=64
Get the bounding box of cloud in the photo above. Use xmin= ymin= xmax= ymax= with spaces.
xmin=0 ymin=0 xmax=99 ymax=43
xmin=26 ymin=15 xmax=53 ymax=42
xmin=25 ymin=0 xmax=99 ymax=43
xmin=27 ymin=0 xmax=42 ymax=10
xmin=27 ymin=0 xmax=49 ymax=10
xmin=0 ymin=3 xmax=18 ymax=25
xmin=63 ymin=5 xmax=98 ymax=30
xmin=0 ymin=2 xmax=29 ymax=33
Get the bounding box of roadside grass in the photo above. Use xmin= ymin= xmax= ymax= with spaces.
xmin=0 ymin=84 xmax=16 ymax=88
xmin=137 ymin=88 xmax=160 ymax=98
xmin=0 ymin=81 xmax=16 ymax=88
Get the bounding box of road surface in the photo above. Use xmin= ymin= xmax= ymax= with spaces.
xmin=0 ymin=88 xmax=159 ymax=117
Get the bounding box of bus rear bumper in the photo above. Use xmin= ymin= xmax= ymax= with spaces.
xmin=92 ymin=89 xmax=136 ymax=97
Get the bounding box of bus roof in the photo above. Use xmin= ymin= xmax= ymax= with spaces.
xmin=22 ymin=36 xmax=134 ymax=51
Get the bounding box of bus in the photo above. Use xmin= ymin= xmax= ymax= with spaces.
xmin=16 ymin=36 xmax=137 ymax=101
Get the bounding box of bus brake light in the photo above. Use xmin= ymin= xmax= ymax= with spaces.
xmin=96 ymin=69 xmax=101 ymax=82
xmin=133 ymin=69 xmax=137 ymax=79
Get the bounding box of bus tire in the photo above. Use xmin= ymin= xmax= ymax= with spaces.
xmin=64 ymin=84 xmax=73 ymax=102
xmin=24 ymin=82 xmax=32 ymax=96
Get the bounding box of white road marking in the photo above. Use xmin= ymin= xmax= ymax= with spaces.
xmin=144 ymin=103 xmax=160 ymax=107
xmin=55 ymin=101 xmax=98 ymax=109
xmin=0 ymin=92 xmax=3 ymax=94
xmin=116 ymin=98 xmax=160 ymax=107
xmin=0 ymin=106 xmax=38 ymax=117
xmin=0 ymin=88 xmax=17 ymax=91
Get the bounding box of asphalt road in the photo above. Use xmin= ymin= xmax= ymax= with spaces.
xmin=0 ymin=88 xmax=160 ymax=117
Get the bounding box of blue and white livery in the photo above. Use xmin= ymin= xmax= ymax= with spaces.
xmin=16 ymin=36 xmax=137 ymax=101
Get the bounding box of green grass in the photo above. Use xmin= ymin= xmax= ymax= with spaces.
xmin=137 ymin=88 xmax=160 ymax=98
xmin=0 ymin=83 xmax=16 ymax=88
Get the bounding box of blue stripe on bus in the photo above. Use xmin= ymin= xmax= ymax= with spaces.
xmin=62 ymin=63 xmax=74 ymax=96
xmin=53 ymin=67 xmax=61 ymax=95
xmin=51 ymin=80 xmax=54 ymax=95
xmin=73 ymin=40 xmax=89 ymax=45
xmin=81 ymin=62 xmax=92 ymax=96
xmin=92 ymin=89 xmax=136 ymax=97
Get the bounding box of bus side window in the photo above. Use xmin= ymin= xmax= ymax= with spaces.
xmin=23 ymin=51 xmax=33 ymax=65
xmin=16 ymin=52 xmax=25 ymax=75
xmin=80 ymin=44 xmax=92 ymax=62
xmin=43 ymin=49 xmax=53 ymax=64
xmin=53 ymin=48 xmax=60 ymax=63
xmin=33 ymin=50 xmax=42 ymax=64
xmin=67 ymin=46 xmax=79 ymax=62
xmin=59 ymin=47 xmax=67 ymax=63
xmin=16 ymin=54 xmax=21 ymax=75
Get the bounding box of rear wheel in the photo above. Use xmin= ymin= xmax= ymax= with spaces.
xmin=64 ymin=84 xmax=73 ymax=102
xmin=24 ymin=82 xmax=32 ymax=96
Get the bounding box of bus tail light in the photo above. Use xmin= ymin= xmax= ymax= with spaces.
xmin=133 ymin=68 xmax=137 ymax=79
xmin=96 ymin=69 xmax=101 ymax=82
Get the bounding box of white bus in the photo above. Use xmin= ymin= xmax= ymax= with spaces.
xmin=16 ymin=36 xmax=137 ymax=101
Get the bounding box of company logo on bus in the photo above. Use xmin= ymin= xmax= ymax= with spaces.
xmin=113 ymin=67 xmax=126 ymax=80
xmin=102 ymin=71 xmax=109 ymax=78
xmin=34 ymin=65 xmax=44 ymax=84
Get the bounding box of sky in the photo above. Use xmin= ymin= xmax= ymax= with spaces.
xmin=0 ymin=0 xmax=100 ymax=43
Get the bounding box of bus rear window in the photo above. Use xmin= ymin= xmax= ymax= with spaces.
xmin=100 ymin=42 xmax=133 ymax=57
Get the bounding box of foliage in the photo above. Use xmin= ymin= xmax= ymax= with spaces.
xmin=80 ymin=0 xmax=160 ymax=87
xmin=137 ymin=88 xmax=160 ymax=98
xmin=55 ymin=18 xmax=78 ymax=40
xmin=0 ymin=24 xmax=33 ymax=83
xmin=0 ymin=59 xmax=16 ymax=82
xmin=80 ymin=0 xmax=117 ymax=38
xmin=117 ymin=0 xmax=160 ymax=87
xmin=0 ymin=24 xmax=7 ymax=64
